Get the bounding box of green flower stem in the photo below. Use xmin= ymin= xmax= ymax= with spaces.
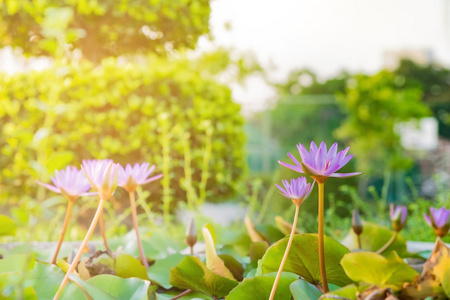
xmin=318 ymin=182 xmax=329 ymax=293
xmin=269 ymin=203 xmax=300 ymax=300
xmin=129 ymin=191 xmax=149 ymax=268
xmin=376 ymin=231 xmax=398 ymax=254
xmin=51 ymin=200 xmax=74 ymax=264
xmin=53 ymin=197 xmax=107 ymax=300
xmin=170 ymin=289 xmax=192 ymax=300
xmin=99 ymin=206 xmax=109 ymax=251
xmin=357 ymin=234 xmax=362 ymax=249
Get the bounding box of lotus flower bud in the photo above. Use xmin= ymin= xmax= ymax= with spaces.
xmin=424 ymin=207 xmax=450 ymax=238
xmin=186 ymin=218 xmax=197 ymax=250
xmin=390 ymin=204 xmax=407 ymax=232
xmin=351 ymin=209 xmax=363 ymax=235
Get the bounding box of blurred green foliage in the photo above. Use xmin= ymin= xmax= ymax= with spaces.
xmin=0 ymin=53 xmax=246 ymax=209
xmin=394 ymin=59 xmax=450 ymax=139
xmin=0 ymin=0 xmax=211 ymax=61
xmin=269 ymin=69 xmax=349 ymax=148
xmin=266 ymin=66 xmax=431 ymax=178
xmin=335 ymin=70 xmax=430 ymax=175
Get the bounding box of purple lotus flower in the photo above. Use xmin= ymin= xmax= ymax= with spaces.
xmin=424 ymin=207 xmax=450 ymax=238
xmin=37 ymin=166 xmax=94 ymax=201
xmin=82 ymin=159 xmax=118 ymax=200
xmin=390 ymin=204 xmax=407 ymax=232
xmin=118 ymin=163 xmax=163 ymax=193
xmin=278 ymin=141 xmax=362 ymax=183
xmin=275 ymin=177 xmax=314 ymax=206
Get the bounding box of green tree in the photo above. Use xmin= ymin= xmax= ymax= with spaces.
xmin=335 ymin=70 xmax=430 ymax=176
xmin=394 ymin=59 xmax=450 ymax=139
xmin=0 ymin=0 xmax=255 ymax=214
xmin=269 ymin=69 xmax=350 ymax=148
xmin=0 ymin=0 xmax=211 ymax=61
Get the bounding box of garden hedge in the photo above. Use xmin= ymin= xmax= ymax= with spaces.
xmin=0 ymin=55 xmax=246 ymax=209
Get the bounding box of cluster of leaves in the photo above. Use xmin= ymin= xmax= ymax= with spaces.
xmin=267 ymin=70 xmax=349 ymax=150
xmin=335 ymin=70 xmax=430 ymax=176
xmin=395 ymin=59 xmax=450 ymax=139
xmin=265 ymin=59 xmax=450 ymax=179
xmin=0 ymin=0 xmax=211 ymax=61
xmin=1 ymin=212 xmax=448 ymax=300
xmin=0 ymin=54 xmax=246 ymax=209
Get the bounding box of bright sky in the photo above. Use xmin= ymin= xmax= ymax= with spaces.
xmin=199 ymin=0 xmax=450 ymax=110
xmin=2 ymin=0 xmax=449 ymax=112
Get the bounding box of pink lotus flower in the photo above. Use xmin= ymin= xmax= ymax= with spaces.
xmin=278 ymin=141 xmax=362 ymax=183
xmin=275 ymin=177 xmax=314 ymax=206
xmin=82 ymin=159 xmax=118 ymax=200
xmin=390 ymin=204 xmax=407 ymax=232
xmin=37 ymin=166 xmax=94 ymax=201
xmin=118 ymin=163 xmax=163 ymax=193
xmin=424 ymin=207 xmax=450 ymax=238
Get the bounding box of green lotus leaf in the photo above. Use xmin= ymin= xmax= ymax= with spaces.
xmin=65 ymin=274 xmax=150 ymax=300
xmin=341 ymin=222 xmax=408 ymax=257
xmin=146 ymin=253 xmax=184 ymax=289
xmin=290 ymin=279 xmax=323 ymax=300
xmin=260 ymin=233 xmax=352 ymax=287
xmin=341 ymin=251 xmax=418 ymax=290
xmin=227 ymin=272 xmax=298 ymax=300
xmin=0 ymin=215 xmax=16 ymax=237
xmin=169 ymin=256 xmax=238 ymax=298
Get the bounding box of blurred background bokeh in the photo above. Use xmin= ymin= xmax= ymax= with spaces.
xmin=0 ymin=0 xmax=449 ymax=242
